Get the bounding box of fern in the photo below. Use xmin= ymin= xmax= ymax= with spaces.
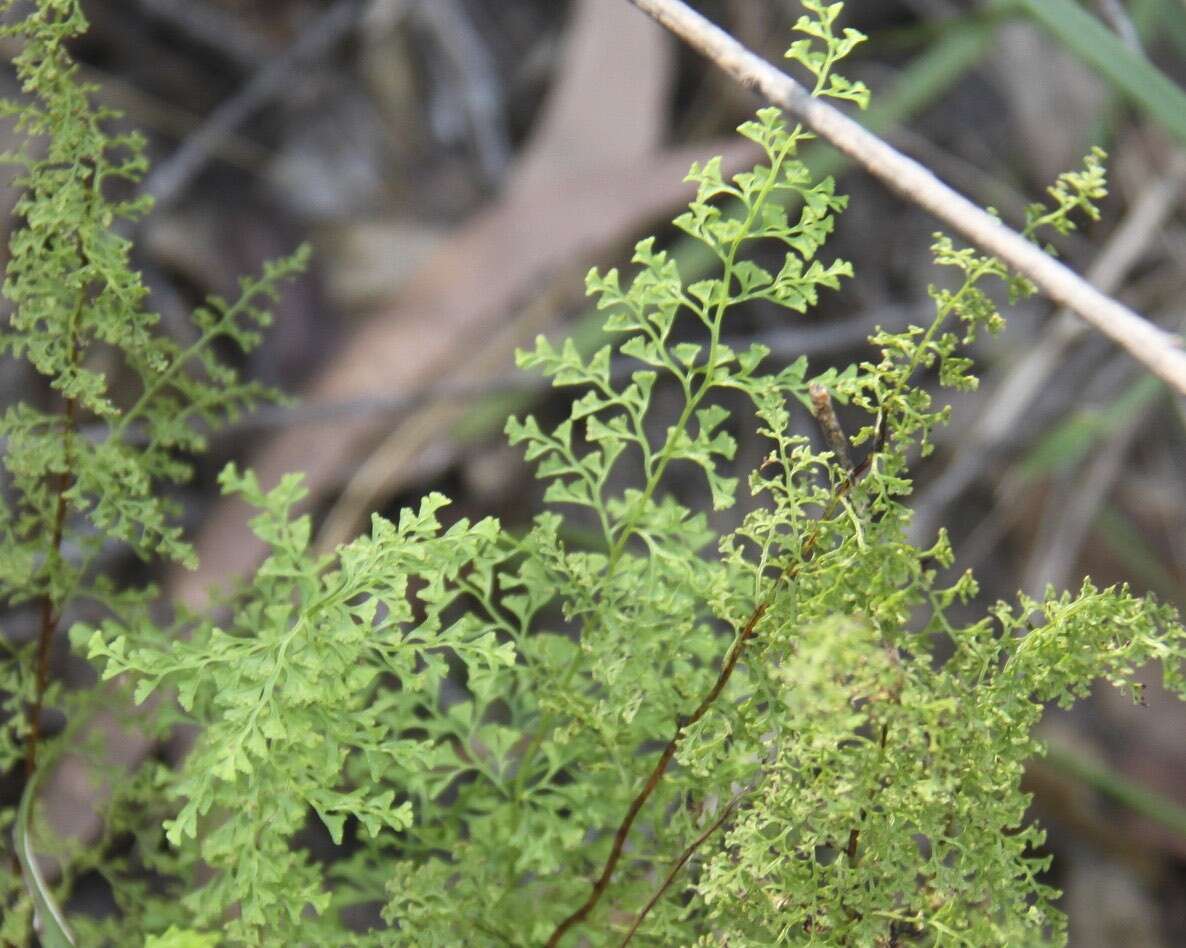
xmin=0 ymin=0 xmax=306 ymax=941
xmin=2 ymin=0 xmax=1184 ymax=945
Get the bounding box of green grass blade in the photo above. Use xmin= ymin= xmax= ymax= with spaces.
xmin=15 ymin=772 xmax=76 ymax=948
xmin=1013 ymin=0 xmax=1186 ymax=147
xmin=1094 ymin=503 xmax=1184 ymax=605
xmin=1016 ymin=374 xmax=1163 ymax=483
xmin=1043 ymin=739 xmax=1186 ymax=840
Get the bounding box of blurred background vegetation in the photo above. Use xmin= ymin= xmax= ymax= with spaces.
xmin=3 ymin=0 xmax=1186 ymax=942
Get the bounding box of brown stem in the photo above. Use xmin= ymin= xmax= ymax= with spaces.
xmin=844 ymin=827 xmax=860 ymax=863
xmin=546 ymin=419 xmax=886 ymax=944
xmin=24 ymin=162 xmax=91 ymax=780
xmin=809 ymin=383 xmax=852 ymax=473
xmin=619 ymin=783 xmax=754 ymax=946
xmin=24 ymin=395 xmax=76 ymax=778
xmin=544 ymin=598 xmax=771 ymax=947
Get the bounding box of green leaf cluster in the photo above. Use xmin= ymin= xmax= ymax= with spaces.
xmin=4 ymin=1 xmax=1186 ymax=946
xmin=87 ymin=468 xmax=514 ymax=941
xmin=0 ymin=0 xmax=306 ymax=939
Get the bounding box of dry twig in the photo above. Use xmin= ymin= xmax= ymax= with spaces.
xmin=909 ymin=155 xmax=1186 ymax=545
xmin=625 ymin=0 xmax=1186 ymax=396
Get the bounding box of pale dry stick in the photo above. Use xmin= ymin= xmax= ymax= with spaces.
xmin=909 ymin=156 xmax=1186 ymax=544
xmin=626 ymin=0 xmax=1186 ymax=396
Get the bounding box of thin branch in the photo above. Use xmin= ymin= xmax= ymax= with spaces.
xmin=25 ymin=399 xmax=73 ymax=779
xmin=546 ymin=483 xmax=865 ymax=944
xmin=543 ymin=601 xmax=770 ymax=947
xmin=25 ymin=198 xmax=88 ymax=777
xmin=625 ymin=0 xmax=1186 ymax=397
xmin=908 ymin=154 xmax=1186 ymax=546
xmin=809 ymin=382 xmax=853 ymax=473
xmin=619 ymin=783 xmax=755 ymax=946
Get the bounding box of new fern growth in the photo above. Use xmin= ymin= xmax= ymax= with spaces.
xmin=3 ymin=1 xmax=1184 ymax=945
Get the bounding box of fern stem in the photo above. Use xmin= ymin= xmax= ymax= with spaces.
xmin=24 ymin=276 xmax=83 ymax=777
xmin=620 ymin=782 xmax=755 ymax=945
xmin=604 ymin=129 xmax=801 ymax=576
xmin=547 ymin=252 xmax=979 ymax=940
xmin=25 ymin=405 xmax=72 ymax=778
xmin=115 ymin=286 xmax=255 ymax=435
xmin=514 ymin=127 xmax=806 ymax=830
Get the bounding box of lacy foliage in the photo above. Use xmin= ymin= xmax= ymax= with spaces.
xmin=2 ymin=1 xmax=1183 ymax=945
